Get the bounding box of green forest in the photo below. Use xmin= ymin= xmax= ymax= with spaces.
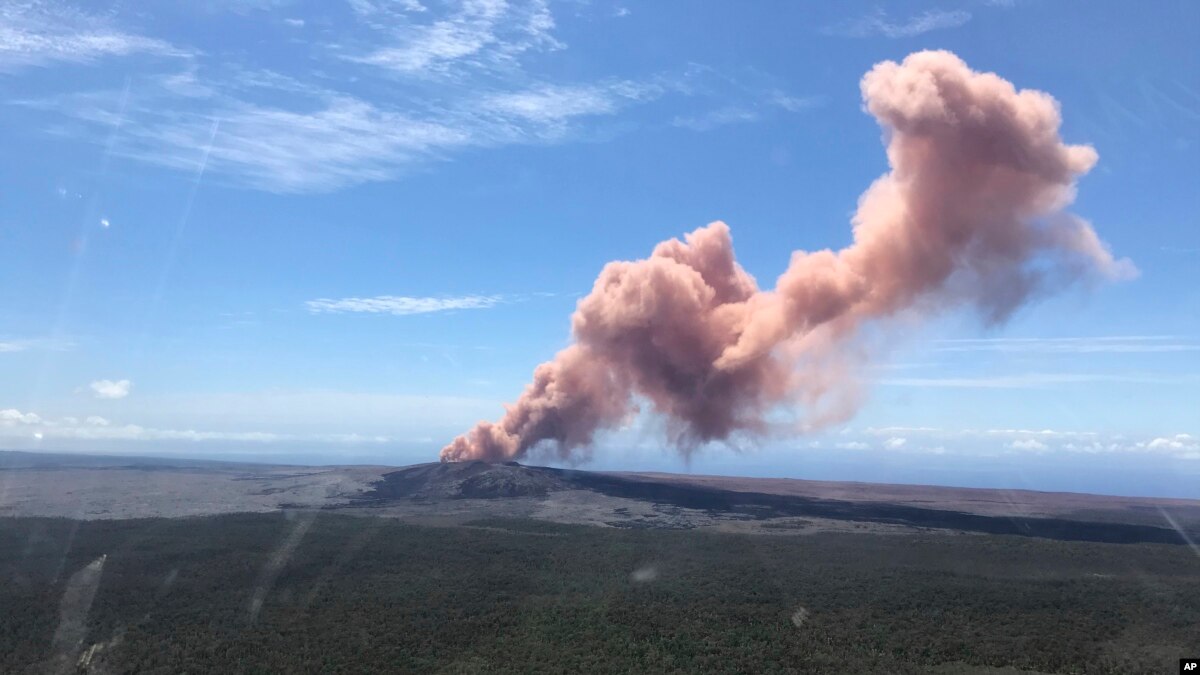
xmin=2 ymin=512 xmax=1197 ymax=674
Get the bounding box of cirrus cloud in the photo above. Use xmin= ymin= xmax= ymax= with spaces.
xmin=824 ymin=9 xmax=972 ymax=39
xmin=0 ymin=2 xmax=185 ymax=70
xmin=305 ymin=294 xmax=504 ymax=316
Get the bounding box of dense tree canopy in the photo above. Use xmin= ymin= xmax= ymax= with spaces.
xmin=2 ymin=513 xmax=1196 ymax=674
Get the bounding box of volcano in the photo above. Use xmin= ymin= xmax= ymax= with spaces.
xmin=366 ymin=461 xmax=570 ymax=500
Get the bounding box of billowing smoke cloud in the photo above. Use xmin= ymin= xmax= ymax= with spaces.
xmin=440 ymin=50 xmax=1134 ymax=463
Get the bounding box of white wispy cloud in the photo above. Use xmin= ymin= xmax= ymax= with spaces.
xmin=89 ymin=379 xmax=131 ymax=399
xmin=12 ymin=2 xmax=816 ymax=192
xmin=306 ymin=294 xmax=505 ymax=316
xmin=769 ymin=92 xmax=823 ymax=112
xmin=672 ymin=91 xmax=823 ymax=132
xmin=853 ymin=426 xmax=1200 ymax=460
xmin=0 ymin=2 xmax=185 ymax=70
xmin=880 ymin=372 xmax=1194 ymax=389
xmin=25 ymin=70 xmax=673 ymax=192
xmin=484 ymin=80 xmax=654 ymax=127
xmin=0 ymin=337 xmax=73 ymax=353
xmin=1 ymin=389 xmax=503 ymax=446
xmin=672 ymin=106 xmax=759 ymax=132
xmin=4 ymin=0 xmax=644 ymax=192
xmin=348 ymin=0 xmax=560 ymax=76
xmin=978 ymin=429 xmax=1098 ymax=441
xmin=162 ymin=97 xmax=470 ymax=192
xmin=0 ymin=407 xmax=390 ymax=444
xmin=933 ymin=335 xmax=1200 ymax=354
xmin=824 ymin=8 xmax=971 ymax=39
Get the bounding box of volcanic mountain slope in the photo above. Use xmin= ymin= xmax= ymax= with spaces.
xmin=365 ymin=461 xmax=569 ymax=499
xmin=357 ymin=461 xmax=1200 ymax=545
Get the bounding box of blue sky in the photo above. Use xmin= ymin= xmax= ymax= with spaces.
xmin=1 ymin=0 xmax=1198 ymax=496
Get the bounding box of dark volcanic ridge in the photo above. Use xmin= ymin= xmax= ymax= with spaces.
xmin=360 ymin=462 xmax=1197 ymax=546
xmin=365 ymin=461 xmax=570 ymax=500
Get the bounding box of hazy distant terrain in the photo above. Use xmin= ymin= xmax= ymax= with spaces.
xmin=0 ymin=451 xmax=387 ymax=520
xmin=2 ymin=451 xmax=1198 ymax=545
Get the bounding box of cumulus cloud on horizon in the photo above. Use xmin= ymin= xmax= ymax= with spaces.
xmin=89 ymin=379 xmax=131 ymax=399
xmin=0 ymin=407 xmax=391 ymax=444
